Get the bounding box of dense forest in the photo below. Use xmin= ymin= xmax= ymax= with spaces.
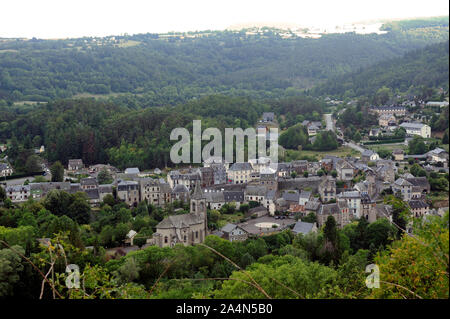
xmin=0 ymin=20 xmax=448 ymax=105
xmin=0 ymin=189 xmax=447 ymax=299
xmin=313 ymin=41 xmax=450 ymax=99
xmin=1 ymin=96 xmax=329 ymax=170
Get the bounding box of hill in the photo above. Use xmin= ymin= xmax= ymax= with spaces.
xmin=313 ymin=40 xmax=449 ymax=99
xmin=0 ymin=20 xmax=448 ymax=105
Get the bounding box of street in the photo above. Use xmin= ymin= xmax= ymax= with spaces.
xmin=324 ymin=113 xmax=334 ymax=132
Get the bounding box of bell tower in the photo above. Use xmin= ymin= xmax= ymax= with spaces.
xmin=191 ymin=181 xmax=208 ymax=235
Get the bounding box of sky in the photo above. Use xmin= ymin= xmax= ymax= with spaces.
xmin=0 ymin=0 xmax=448 ymax=38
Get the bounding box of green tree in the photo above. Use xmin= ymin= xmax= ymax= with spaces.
xmin=353 ymin=131 xmax=362 ymax=143
xmin=97 ymin=168 xmax=112 ymax=185
xmin=0 ymin=245 xmax=25 ymax=298
xmin=408 ymin=136 xmax=427 ymax=155
xmin=0 ymin=187 xmax=5 ymax=202
xmin=24 ymin=155 xmax=41 ymax=173
xmin=50 ymin=161 xmax=64 ymax=182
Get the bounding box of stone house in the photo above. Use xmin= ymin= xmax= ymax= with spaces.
xmin=408 ymin=200 xmax=430 ymax=217
xmin=80 ymin=177 xmax=98 ymax=190
xmin=117 ymin=180 xmax=140 ymax=207
xmin=167 ymin=170 xmax=201 ymax=191
xmin=319 ymin=177 xmax=336 ymax=202
xmin=5 ymin=185 xmax=30 ymax=203
xmin=317 ymin=199 xmax=350 ymax=228
xmin=392 ymin=149 xmax=404 ymax=161
xmin=171 ymin=184 xmax=190 ymax=203
xmin=227 ymin=162 xmax=254 ymax=184
xmin=379 ymin=114 xmax=397 ymax=127
xmin=139 ymin=178 xmax=171 ymax=207
xmin=337 ymin=191 xmax=362 ymax=218
xmin=0 ymin=163 xmax=13 ymax=177
xmin=221 ymin=223 xmax=249 ymax=242
xmin=336 ymin=160 xmax=355 ymax=181
xmin=68 ymin=159 xmax=84 ymax=172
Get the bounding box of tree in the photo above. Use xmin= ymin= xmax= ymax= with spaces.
xmin=50 ymin=161 xmax=64 ymax=182
xmin=321 ymin=215 xmax=341 ymax=265
xmin=353 ymin=131 xmax=362 ymax=143
xmin=0 ymin=187 xmax=5 ymax=202
xmin=408 ymin=136 xmax=427 ymax=155
xmin=410 ymin=163 xmax=426 ymax=177
xmin=366 ymin=219 xmax=396 ymax=253
xmin=302 ymin=212 xmax=317 ymax=224
xmin=24 ymin=155 xmax=41 ymax=173
xmin=374 ymin=86 xmax=392 ymax=105
xmin=68 ymin=193 xmax=91 ymax=224
xmin=133 ymin=236 xmax=147 ymax=248
xmin=43 ymin=190 xmax=72 ymax=216
xmin=385 ymin=196 xmax=410 ymax=238
xmin=303 ymin=171 xmax=309 ymax=178
xmin=0 ymin=245 xmax=25 ymax=298
xmin=442 ymin=128 xmax=449 ymax=144
xmin=371 ymin=212 xmax=449 ymax=299
xmin=97 ymin=168 xmax=112 ymax=185
xmin=330 ymin=170 xmax=337 ymax=178
xmin=102 ymin=194 xmax=116 ymax=207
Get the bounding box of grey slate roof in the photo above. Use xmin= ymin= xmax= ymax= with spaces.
xmin=172 ymin=184 xmax=189 ymax=193
xmin=305 ymin=200 xmax=321 ymax=211
xmin=282 ymin=190 xmax=300 ymax=202
xmin=400 ymin=122 xmax=427 ymax=129
xmin=221 ymin=223 xmax=237 ymax=233
xmin=229 ymin=162 xmax=253 ymax=171
xmin=224 ymin=191 xmax=244 ymax=202
xmin=408 ymin=200 xmax=429 ymax=209
xmin=319 ymin=203 xmax=340 ymax=215
xmin=124 ymin=167 xmax=140 ymax=174
xmin=292 ymin=221 xmax=315 ymax=235
xmin=156 ymin=213 xmax=204 ymax=229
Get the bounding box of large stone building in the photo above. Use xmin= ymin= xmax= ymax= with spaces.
xmin=227 ymin=162 xmax=254 ymax=184
xmin=319 ymin=177 xmax=336 ymax=203
xmin=399 ymin=122 xmax=431 ymax=138
xmin=139 ymin=178 xmax=172 ymax=207
xmin=153 ymin=182 xmax=208 ymax=248
xmin=117 ymin=180 xmax=140 ymax=207
xmin=317 ymin=199 xmax=350 ymax=228
xmin=371 ymin=106 xmax=406 ymax=117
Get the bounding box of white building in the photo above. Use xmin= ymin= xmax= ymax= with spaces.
xmin=5 ymin=185 xmax=30 ymax=203
xmin=227 ymin=162 xmax=254 ymax=184
xmin=337 ymin=191 xmax=362 ymax=218
xmin=399 ymin=122 xmax=431 ymax=138
xmin=0 ymin=163 xmax=13 ymax=177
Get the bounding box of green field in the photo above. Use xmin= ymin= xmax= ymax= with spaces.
xmin=217 ymin=212 xmax=245 ymax=228
xmin=283 ymin=146 xmax=360 ymax=161
xmin=367 ymin=143 xmax=407 ymax=153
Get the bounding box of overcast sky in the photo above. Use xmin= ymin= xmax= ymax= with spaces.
xmin=1 ymin=0 xmax=448 ymax=38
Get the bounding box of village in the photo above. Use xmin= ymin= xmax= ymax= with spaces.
xmin=1 ymin=99 xmax=448 ymax=255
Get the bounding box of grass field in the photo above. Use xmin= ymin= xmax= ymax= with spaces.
xmin=217 ymin=212 xmax=245 ymax=228
xmin=284 ymin=146 xmax=359 ymax=161
xmin=367 ymin=143 xmax=407 ymax=153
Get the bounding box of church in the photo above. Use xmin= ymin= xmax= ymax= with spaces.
xmin=153 ymin=182 xmax=208 ymax=248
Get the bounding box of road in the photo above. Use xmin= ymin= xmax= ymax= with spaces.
xmin=324 ymin=113 xmax=334 ymax=132
xmin=343 ymin=141 xmax=365 ymax=153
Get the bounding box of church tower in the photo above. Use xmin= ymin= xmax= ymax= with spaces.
xmin=191 ymin=181 xmax=208 ymax=236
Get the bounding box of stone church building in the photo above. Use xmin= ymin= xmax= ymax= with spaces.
xmin=153 ymin=182 xmax=208 ymax=247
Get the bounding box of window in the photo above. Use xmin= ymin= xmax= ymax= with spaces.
xmin=196 ymin=231 xmax=198 ymax=239
xmin=164 ymin=236 xmax=168 ymax=243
